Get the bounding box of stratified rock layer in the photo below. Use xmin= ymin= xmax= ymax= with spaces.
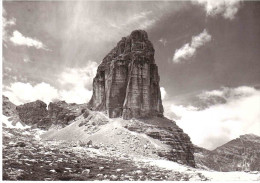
xmin=124 ymin=117 xmax=196 ymax=167
xmin=89 ymin=30 xmax=163 ymax=119
xmin=194 ymin=134 xmax=260 ymax=171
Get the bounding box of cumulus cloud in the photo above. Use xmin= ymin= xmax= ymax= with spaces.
xmin=164 ymin=86 xmax=260 ymax=150
xmin=58 ymin=60 xmax=98 ymax=104
xmin=10 ymin=30 xmax=49 ymax=50
xmin=58 ymin=61 xmax=97 ymax=90
xmin=3 ymin=82 xmax=59 ymax=105
xmin=195 ymin=0 xmax=241 ymax=20
xmin=173 ymin=29 xmax=211 ymax=63
xmin=160 ymin=87 xmax=167 ymax=100
xmin=3 ymin=60 xmax=98 ymax=105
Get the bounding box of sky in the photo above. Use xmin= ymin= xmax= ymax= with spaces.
xmin=2 ymin=0 xmax=260 ymax=150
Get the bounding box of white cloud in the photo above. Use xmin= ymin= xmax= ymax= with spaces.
xmin=58 ymin=61 xmax=97 ymax=90
xmin=199 ymin=86 xmax=257 ymax=101
xmin=164 ymin=86 xmax=260 ymax=150
xmin=173 ymin=29 xmax=212 ymax=63
xmin=3 ymin=82 xmax=59 ymax=105
xmin=160 ymin=87 xmax=167 ymax=100
xmin=59 ymin=87 xmax=93 ymax=104
xmin=195 ymin=0 xmax=241 ymax=20
xmin=3 ymin=61 xmax=98 ymax=105
xmin=10 ymin=30 xmax=49 ymax=50
xmin=58 ymin=60 xmax=98 ymax=104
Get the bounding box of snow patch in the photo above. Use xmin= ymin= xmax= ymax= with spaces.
xmin=2 ymin=115 xmax=30 ymax=129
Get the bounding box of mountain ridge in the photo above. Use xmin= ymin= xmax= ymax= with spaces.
xmin=194 ymin=133 xmax=260 ymax=171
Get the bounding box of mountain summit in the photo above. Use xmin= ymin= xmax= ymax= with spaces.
xmin=89 ymin=30 xmax=163 ymax=119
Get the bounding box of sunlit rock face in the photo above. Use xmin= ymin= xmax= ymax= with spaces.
xmin=89 ymin=30 xmax=164 ymax=119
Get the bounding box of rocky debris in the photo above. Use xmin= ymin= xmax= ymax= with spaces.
xmin=2 ymin=127 xmax=204 ymax=181
xmin=194 ymin=134 xmax=260 ymax=171
xmin=89 ymin=30 xmax=163 ymax=119
xmin=16 ymin=100 xmax=52 ymax=129
xmin=124 ymin=117 xmax=195 ymax=167
xmin=48 ymin=101 xmax=88 ymax=127
xmin=15 ymin=142 xmax=26 ymax=147
xmin=78 ymin=111 xmax=108 ymax=128
xmin=42 ymin=111 xmax=195 ymax=167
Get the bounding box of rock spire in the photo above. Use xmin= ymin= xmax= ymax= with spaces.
xmin=89 ymin=30 xmax=164 ymax=119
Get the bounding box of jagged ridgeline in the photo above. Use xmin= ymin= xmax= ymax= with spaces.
xmin=88 ymin=30 xmax=164 ymax=119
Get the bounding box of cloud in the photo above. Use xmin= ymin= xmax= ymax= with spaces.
xmin=195 ymin=0 xmax=241 ymax=20
xmin=160 ymin=87 xmax=167 ymax=100
xmin=2 ymin=7 xmax=16 ymax=46
xmin=3 ymin=82 xmax=59 ymax=105
xmin=164 ymin=86 xmax=260 ymax=150
xmin=3 ymin=60 xmax=98 ymax=105
xmin=58 ymin=61 xmax=97 ymax=90
xmin=173 ymin=29 xmax=211 ymax=63
xmin=58 ymin=61 xmax=98 ymax=104
xmin=10 ymin=30 xmax=49 ymax=50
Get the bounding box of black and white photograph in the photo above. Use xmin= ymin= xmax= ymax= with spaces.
xmin=1 ymin=0 xmax=260 ymax=181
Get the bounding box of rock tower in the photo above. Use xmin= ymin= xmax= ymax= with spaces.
xmin=89 ymin=30 xmax=164 ymax=119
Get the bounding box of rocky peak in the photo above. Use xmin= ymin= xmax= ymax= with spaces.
xmin=239 ymin=134 xmax=260 ymax=143
xmin=15 ymin=99 xmax=88 ymax=129
xmin=195 ymin=134 xmax=260 ymax=171
xmin=89 ymin=30 xmax=163 ymax=119
xmin=48 ymin=101 xmax=88 ymax=127
xmin=16 ymin=100 xmax=51 ymax=129
xmin=2 ymin=96 xmax=17 ymax=117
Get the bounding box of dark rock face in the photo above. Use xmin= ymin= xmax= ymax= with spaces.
xmin=89 ymin=30 xmax=163 ymax=119
xmin=16 ymin=100 xmax=52 ymax=129
xmin=15 ymin=100 xmax=88 ymax=129
xmin=48 ymin=101 xmax=87 ymax=127
xmin=124 ymin=117 xmax=196 ymax=167
xmin=194 ymin=134 xmax=260 ymax=171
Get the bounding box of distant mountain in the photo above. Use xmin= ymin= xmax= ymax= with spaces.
xmin=194 ymin=134 xmax=260 ymax=171
xmin=13 ymin=99 xmax=88 ymax=129
xmin=2 ymin=96 xmax=17 ymax=117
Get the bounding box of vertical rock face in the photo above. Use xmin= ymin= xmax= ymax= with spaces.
xmin=89 ymin=30 xmax=163 ymax=119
